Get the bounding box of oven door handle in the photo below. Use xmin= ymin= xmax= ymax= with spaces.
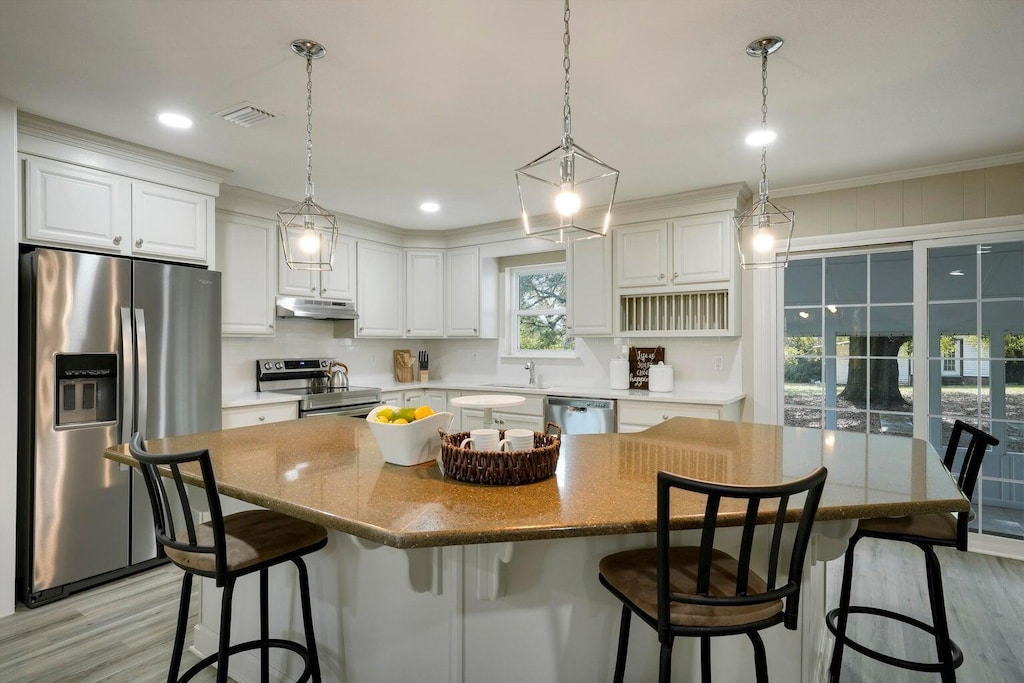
xmin=301 ymin=403 xmax=381 ymax=419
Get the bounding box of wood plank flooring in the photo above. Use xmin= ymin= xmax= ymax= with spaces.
xmin=0 ymin=544 xmax=1019 ymax=682
xmin=0 ymin=564 xmax=222 ymax=683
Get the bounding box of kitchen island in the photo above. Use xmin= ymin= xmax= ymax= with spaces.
xmin=106 ymin=417 xmax=967 ymax=683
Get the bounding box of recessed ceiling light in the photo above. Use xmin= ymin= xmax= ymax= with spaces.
xmin=158 ymin=112 xmax=193 ymax=129
xmin=745 ymin=129 xmax=776 ymax=146
xmin=420 ymin=201 xmax=440 ymax=213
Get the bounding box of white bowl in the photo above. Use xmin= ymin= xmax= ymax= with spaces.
xmin=366 ymin=407 xmax=455 ymax=466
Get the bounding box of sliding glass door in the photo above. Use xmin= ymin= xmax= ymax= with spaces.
xmin=782 ymin=232 xmax=1024 ymax=545
xmin=925 ymin=238 xmax=1023 ymax=541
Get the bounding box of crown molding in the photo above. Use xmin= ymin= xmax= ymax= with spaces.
xmin=775 ymin=151 xmax=1024 ymax=198
xmin=17 ymin=112 xmax=231 ymax=185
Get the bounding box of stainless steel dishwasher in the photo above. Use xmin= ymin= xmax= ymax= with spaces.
xmin=544 ymin=396 xmax=617 ymax=434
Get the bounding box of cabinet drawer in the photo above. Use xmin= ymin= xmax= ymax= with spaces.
xmin=222 ymin=402 xmax=298 ymax=428
xmin=617 ymin=400 xmax=721 ymax=428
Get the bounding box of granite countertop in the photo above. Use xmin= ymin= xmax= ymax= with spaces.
xmin=106 ymin=417 xmax=967 ymax=549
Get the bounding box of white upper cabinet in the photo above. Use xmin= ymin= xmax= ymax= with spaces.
xmin=445 ymin=247 xmax=481 ymax=336
xmin=218 ymin=213 xmax=276 ymax=337
xmin=321 ymin=236 xmax=357 ymax=300
xmin=278 ymin=234 xmax=356 ymax=301
xmin=23 ymin=155 xmax=130 ymax=252
xmin=356 ymin=241 xmax=404 ymax=337
xmin=22 ymin=154 xmax=215 ymax=265
xmin=405 ymin=249 xmax=445 ymax=337
xmin=670 ymin=215 xmax=733 ymax=284
xmin=567 ymin=236 xmax=613 ymax=335
xmin=615 ymin=222 xmax=669 ymax=287
xmin=131 ymin=180 xmax=211 ymax=263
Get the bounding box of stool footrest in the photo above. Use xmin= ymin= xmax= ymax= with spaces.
xmin=826 ymin=605 xmax=964 ymax=674
xmin=177 ymin=637 xmax=314 ymax=683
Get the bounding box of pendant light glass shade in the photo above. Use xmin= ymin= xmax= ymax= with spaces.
xmin=278 ymin=39 xmax=339 ymax=271
xmin=515 ymin=0 xmax=619 ymax=244
xmin=734 ymin=36 xmax=795 ymax=269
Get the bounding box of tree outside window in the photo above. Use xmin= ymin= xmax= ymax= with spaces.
xmin=509 ymin=264 xmax=574 ymax=355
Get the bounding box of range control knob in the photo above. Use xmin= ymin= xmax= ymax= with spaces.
xmin=320 ymin=360 xmax=329 ymax=367
xmin=275 ymin=362 xmax=284 ymax=370
xmin=263 ymin=362 xmax=272 ymax=370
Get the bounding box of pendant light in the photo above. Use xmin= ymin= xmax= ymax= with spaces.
xmin=734 ymin=36 xmax=795 ymax=269
xmin=278 ymin=39 xmax=339 ymax=271
xmin=515 ymin=0 xmax=619 ymax=244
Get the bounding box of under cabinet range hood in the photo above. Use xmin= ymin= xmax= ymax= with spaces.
xmin=276 ymin=297 xmax=359 ymax=320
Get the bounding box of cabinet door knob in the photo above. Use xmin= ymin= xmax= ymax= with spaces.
xmin=268 ymin=323 xmax=274 ymax=329
xmin=407 ymin=329 xmax=411 ymax=334
xmin=112 ymin=235 xmax=122 ymax=245
xmin=662 ymin=414 xmax=669 ymax=420
xmin=673 ymin=272 xmax=679 ymax=278
xmin=473 ymin=328 xmax=477 ymax=333
xmin=322 ymin=288 xmax=327 ymax=293
xmin=310 ymin=286 xmax=316 ymax=293
xmin=258 ymin=416 xmax=266 ymax=422
xmin=135 ymin=238 xmax=144 ymax=247
xmin=658 ymin=273 xmax=665 ymax=280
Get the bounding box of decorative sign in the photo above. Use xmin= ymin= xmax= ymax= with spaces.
xmin=629 ymin=346 xmax=665 ymax=390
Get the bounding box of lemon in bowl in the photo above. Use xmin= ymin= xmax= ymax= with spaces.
xmin=366 ymin=405 xmax=454 ymax=466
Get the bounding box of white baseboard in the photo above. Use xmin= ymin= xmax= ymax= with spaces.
xmin=968 ymin=534 xmax=1024 ymax=561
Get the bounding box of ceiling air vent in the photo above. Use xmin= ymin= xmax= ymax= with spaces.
xmin=215 ymin=102 xmax=276 ymax=127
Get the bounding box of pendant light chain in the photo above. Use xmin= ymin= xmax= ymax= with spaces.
xmin=562 ymin=0 xmax=572 ymax=144
xmin=305 ymin=54 xmax=315 ymax=200
xmin=759 ymin=49 xmax=769 ymax=198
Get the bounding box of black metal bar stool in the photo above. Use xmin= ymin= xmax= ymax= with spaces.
xmin=598 ymin=466 xmax=828 ymax=683
xmin=826 ymin=420 xmax=999 ymax=682
xmin=130 ymin=433 xmax=328 ymax=683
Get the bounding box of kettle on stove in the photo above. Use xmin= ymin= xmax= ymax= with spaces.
xmin=327 ymin=361 xmax=349 ymax=389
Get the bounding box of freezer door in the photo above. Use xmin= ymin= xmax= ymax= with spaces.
xmin=131 ymin=261 xmax=221 ymax=563
xmin=22 ymin=250 xmax=133 ymax=593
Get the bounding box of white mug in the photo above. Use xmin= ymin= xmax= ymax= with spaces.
xmin=460 ymin=428 xmax=509 ymax=452
xmin=504 ymin=428 xmax=534 ymax=451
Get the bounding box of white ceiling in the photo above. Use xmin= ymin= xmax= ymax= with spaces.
xmin=1 ymin=0 xmax=1022 ymax=231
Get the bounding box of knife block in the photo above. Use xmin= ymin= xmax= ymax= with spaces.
xmin=393 ymin=350 xmax=415 ymax=383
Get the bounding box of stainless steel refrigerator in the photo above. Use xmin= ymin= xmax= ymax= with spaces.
xmin=17 ymin=248 xmax=222 ymax=607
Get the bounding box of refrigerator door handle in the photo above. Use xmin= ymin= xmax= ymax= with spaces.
xmin=134 ymin=308 xmax=148 ymax=437
xmin=119 ymin=306 xmax=134 ymax=453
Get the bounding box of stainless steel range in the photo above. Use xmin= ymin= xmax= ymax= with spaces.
xmin=256 ymin=358 xmax=382 ymax=418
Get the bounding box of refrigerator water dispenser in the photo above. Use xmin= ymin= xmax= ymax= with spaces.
xmin=55 ymin=353 xmax=117 ymax=426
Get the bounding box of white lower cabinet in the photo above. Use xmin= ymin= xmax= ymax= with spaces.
xmin=616 ymin=399 xmax=741 ymax=433
xmin=402 ymin=389 xmax=447 ymax=413
xmin=221 ymin=402 xmax=298 ymax=429
xmin=380 ymin=392 xmax=403 ymax=407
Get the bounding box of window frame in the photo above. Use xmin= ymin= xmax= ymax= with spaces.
xmin=505 ymin=263 xmax=575 ymax=358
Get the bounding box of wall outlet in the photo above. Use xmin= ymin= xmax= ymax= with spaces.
xmin=712 ymin=355 xmax=724 ymax=371
xmin=471 ymin=352 xmax=478 ymax=361
xmin=370 ymin=353 xmax=376 ymax=366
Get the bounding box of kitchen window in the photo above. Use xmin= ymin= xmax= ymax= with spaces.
xmin=507 ymin=263 xmax=575 ymax=356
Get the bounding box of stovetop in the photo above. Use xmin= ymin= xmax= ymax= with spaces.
xmin=255 ymin=358 xmax=382 ymax=410
xmin=273 ymin=385 xmax=381 ymax=399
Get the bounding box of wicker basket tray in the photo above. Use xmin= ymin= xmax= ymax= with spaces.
xmin=439 ymin=423 xmax=562 ymax=485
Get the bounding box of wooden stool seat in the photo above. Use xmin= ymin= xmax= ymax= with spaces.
xmin=129 ymin=433 xmax=327 ymax=683
xmin=165 ymin=509 xmax=328 ymax=575
xmin=600 ymin=546 xmax=782 ymax=628
xmin=856 ymin=512 xmax=957 ymax=543
xmin=598 ymin=466 xmax=828 ymax=683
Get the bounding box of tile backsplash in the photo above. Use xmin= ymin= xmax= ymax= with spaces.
xmin=223 ymin=319 xmax=741 ymax=396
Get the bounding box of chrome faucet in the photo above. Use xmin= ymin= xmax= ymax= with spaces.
xmin=524 ymin=359 xmax=536 ymax=386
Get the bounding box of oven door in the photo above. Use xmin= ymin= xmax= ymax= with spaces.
xmin=300 ymin=403 xmax=380 ymax=419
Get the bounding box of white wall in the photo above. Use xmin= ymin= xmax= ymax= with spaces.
xmin=0 ymin=100 xmax=19 ymax=618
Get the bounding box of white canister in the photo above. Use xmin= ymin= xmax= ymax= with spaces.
xmin=648 ymin=362 xmax=673 ymax=393
xmin=610 ymin=358 xmax=630 ymax=390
